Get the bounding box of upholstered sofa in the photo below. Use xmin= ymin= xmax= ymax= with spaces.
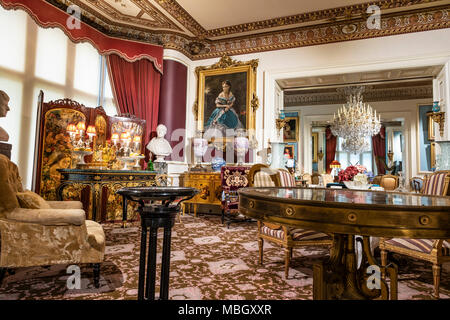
xmin=0 ymin=154 xmax=105 ymax=287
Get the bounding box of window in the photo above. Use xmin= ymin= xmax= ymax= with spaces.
xmin=0 ymin=8 xmax=26 ymax=72
xmin=74 ymin=43 xmax=101 ymax=96
xmin=0 ymin=6 xmax=118 ymax=188
xmin=35 ymin=27 xmax=68 ymax=84
xmin=336 ymin=137 xmax=374 ymax=173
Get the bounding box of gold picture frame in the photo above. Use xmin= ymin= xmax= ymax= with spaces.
xmin=312 ymin=132 xmax=319 ymax=163
xmin=427 ymin=112 xmax=435 ymax=141
xmin=417 ymin=104 xmax=434 ymax=174
xmin=283 ymin=116 xmax=299 ymax=142
xmin=194 ymin=55 xmax=259 ymax=141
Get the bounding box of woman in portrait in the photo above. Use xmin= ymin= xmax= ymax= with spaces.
xmin=284 ymin=147 xmax=293 ymax=159
xmin=205 ymin=80 xmax=242 ymax=138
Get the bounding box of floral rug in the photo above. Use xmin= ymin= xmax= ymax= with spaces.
xmin=0 ymin=215 xmax=448 ymax=300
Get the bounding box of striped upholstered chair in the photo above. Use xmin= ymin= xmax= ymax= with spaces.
xmin=249 ymin=164 xmax=333 ymax=279
xmin=379 ymin=170 xmax=450 ymax=298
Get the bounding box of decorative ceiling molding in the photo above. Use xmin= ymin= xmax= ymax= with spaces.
xmin=196 ymin=6 xmax=450 ymax=60
xmin=285 ymin=84 xmax=433 ymax=106
xmin=155 ymin=0 xmax=206 ymax=37
xmin=202 ymin=0 xmax=443 ymax=38
xmin=44 ymin=0 xmax=450 ymax=60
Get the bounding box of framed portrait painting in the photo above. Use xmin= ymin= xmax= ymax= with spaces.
xmin=283 ymin=116 xmax=298 ymax=142
xmin=312 ymin=132 xmax=319 ymax=163
xmin=194 ymin=55 xmax=258 ymax=141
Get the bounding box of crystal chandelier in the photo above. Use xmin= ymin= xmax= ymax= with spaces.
xmin=331 ymin=86 xmax=381 ymax=154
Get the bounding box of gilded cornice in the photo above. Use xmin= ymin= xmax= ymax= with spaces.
xmin=203 ymin=0 xmax=443 ymax=38
xmin=284 ymin=85 xmax=433 ymax=106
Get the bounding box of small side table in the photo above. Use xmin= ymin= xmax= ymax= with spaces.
xmin=116 ymin=187 xmax=198 ymax=300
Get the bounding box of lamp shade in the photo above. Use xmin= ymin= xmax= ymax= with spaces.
xmin=86 ymin=125 xmax=96 ymax=135
xmin=76 ymin=122 xmax=86 ymax=132
xmin=330 ymin=160 xmax=341 ymax=168
xmin=66 ymin=123 xmax=77 ymax=133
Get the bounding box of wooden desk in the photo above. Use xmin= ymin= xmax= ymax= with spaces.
xmin=239 ymin=187 xmax=450 ymax=300
xmin=179 ymin=172 xmax=222 ymax=216
xmin=57 ymin=169 xmax=159 ymax=222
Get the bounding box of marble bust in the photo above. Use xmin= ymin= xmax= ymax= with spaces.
xmin=146 ymin=124 xmax=172 ymax=162
xmin=0 ymin=90 xmax=10 ymax=142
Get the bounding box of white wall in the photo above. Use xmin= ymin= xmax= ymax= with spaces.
xmin=163 ymin=28 xmax=450 ymax=174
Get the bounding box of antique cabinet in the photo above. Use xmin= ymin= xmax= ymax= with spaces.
xmin=179 ymin=172 xmax=222 ymax=216
xmin=57 ymin=169 xmax=159 ymax=222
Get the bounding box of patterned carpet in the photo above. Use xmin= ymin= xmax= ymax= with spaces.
xmin=0 ymin=214 xmax=448 ymax=300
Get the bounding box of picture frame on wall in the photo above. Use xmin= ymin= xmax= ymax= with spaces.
xmin=283 ymin=116 xmax=299 ymax=142
xmin=312 ymin=132 xmax=319 ymax=163
xmin=417 ymin=104 xmax=435 ymax=173
xmin=427 ymin=112 xmax=435 ymax=141
xmin=284 ymin=142 xmax=297 ymax=170
xmin=194 ymin=55 xmax=259 ymax=143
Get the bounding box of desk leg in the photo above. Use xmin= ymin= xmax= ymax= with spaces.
xmin=160 ymin=226 xmax=172 ymax=300
xmin=145 ymin=227 xmax=158 ymax=300
xmin=137 ymin=226 xmax=148 ymax=301
xmin=122 ymin=198 xmax=128 ymax=228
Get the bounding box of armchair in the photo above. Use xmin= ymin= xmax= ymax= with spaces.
xmin=220 ymin=166 xmax=251 ymax=227
xmin=409 ymin=176 xmax=424 ymax=193
xmin=380 ymin=174 xmax=399 ymax=191
xmin=0 ymin=154 xmax=105 ymax=288
xmin=379 ymin=170 xmax=450 ymax=298
xmin=249 ymin=164 xmax=333 ymax=278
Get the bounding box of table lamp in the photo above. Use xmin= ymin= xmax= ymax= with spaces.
xmin=330 ymin=160 xmax=341 ymax=182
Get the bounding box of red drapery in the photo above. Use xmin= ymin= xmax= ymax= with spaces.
xmin=325 ymin=126 xmax=337 ymax=174
xmin=372 ymin=126 xmax=386 ymax=175
xmin=0 ymin=0 xmax=163 ymax=73
xmin=107 ymin=54 xmax=161 ymax=163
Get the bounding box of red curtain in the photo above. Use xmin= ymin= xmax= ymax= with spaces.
xmin=107 ymin=54 xmax=161 ymax=163
xmin=325 ymin=126 xmax=337 ymax=174
xmin=372 ymin=126 xmax=386 ymax=175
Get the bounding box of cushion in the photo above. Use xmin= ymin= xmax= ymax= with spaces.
xmin=278 ymin=170 xmax=296 ymax=187
xmin=16 ymin=190 xmax=51 ymax=209
xmin=290 ymin=228 xmax=333 ymax=241
xmin=0 ymin=154 xmax=19 ymax=214
xmin=260 ymin=225 xmax=332 ymax=242
xmin=422 ymin=173 xmax=448 ymax=196
xmin=384 ymin=238 xmax=450 ymax=255
xmin=6 ymin=207 xmax=85 ymax=226
xmin=86 ymin=220 xmax=106 ymax=252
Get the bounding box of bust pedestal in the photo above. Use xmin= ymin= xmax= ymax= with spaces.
xmin=0 ymin=142 xmax=12 ymax=159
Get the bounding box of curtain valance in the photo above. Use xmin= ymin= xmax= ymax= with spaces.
xmin=0 ymin=0 xmax=163 ymax=73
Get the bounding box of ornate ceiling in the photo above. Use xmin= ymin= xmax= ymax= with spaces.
xmin=49 ymin=0 xmax=450 ymax=59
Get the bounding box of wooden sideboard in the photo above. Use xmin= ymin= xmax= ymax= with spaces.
xmin=179 ymin=172 xmax=222 ymax=216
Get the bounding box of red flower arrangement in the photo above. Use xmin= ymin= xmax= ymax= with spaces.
xmin=338 ymin=165 xmax=367 ymax=182
xmin=338 ymin=166 xmax=359 ymax=182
